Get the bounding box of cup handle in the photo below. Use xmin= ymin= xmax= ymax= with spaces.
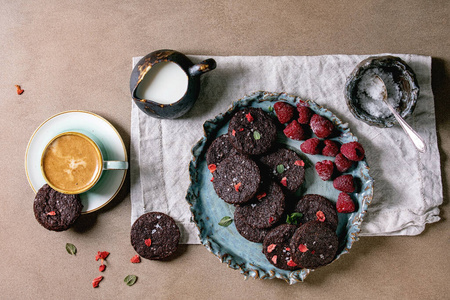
xmin=103 ymin=161 xmax=129 ymax=170
xmin=189 ymin=58 xmax=217 ymax=77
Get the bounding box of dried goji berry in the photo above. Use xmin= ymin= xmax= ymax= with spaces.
xmin=287 ymin=259 xmax=297 ymax=267
xmin=294 ymin=160 xmax=305 ymax=167
xmin=208 ymin=164 xmax=217 ymax=173
xmin=245 ymin=113 xmax=254 ymax=122
xmin=256 ymin=192 xmax=267 ymax=200
xmin=46 ymin=211 xmax=56 ymax=216
xmin=316 ymin=210 xmax=326 ymax=222
xmin=271 ymin=255 xmax=277 ymax=264
xmin=99 ymin=264 xmax=106 ymax=272
xmin=298 ymin=244 xmax=308 ymax=253
xmin=95 ymin=251 xmax=110 ymax=261
xmin=15 ymin=85 xmax=24 ymax=95
xmin=234 ymin=182 xmax=241 ymax=192
xmin=130 ymin=255 xmax=141 ymax=263
xmin=92 ymin=276 xmax=103 ymax=288
xmin=267 ymin=244 xmax=276 ymax=253
xmin=145 ymin=238 xmax=152 ymax=247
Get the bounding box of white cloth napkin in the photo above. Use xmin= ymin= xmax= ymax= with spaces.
xmin=130 ymin=54 xmax=442 ymax=243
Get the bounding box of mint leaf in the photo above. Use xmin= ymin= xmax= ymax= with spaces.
xmin=286 ymin=212 xmax=303 ymax=225
xmin=65 ymin=243 xmax=77 ymax=255
xmin=124 ymin=275 xmax=138 ymax=286
xmin=218 ymin=216 xmax=233 ymax=227
xmin=253 ymin=131 xmax=261 ymax=140
xmin=276 ymin=164 xmax=285 ymax=174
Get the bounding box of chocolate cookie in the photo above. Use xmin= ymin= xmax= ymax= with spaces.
xmin=234 ymin=181 xmax=285 ymax=229
xmin=258 ymin=148 xmax=306 ymax=193
xmin=234 ymin=210 xmax=270 ymax=243
xmin=290 ymin=221 xmax=339 ymax=269
xmin=212 ymin=154 xmax=261 ymax=205
xmin=130 ymin=212 xmax=180 ymax=260
xmin=33 ymin=184 xmax=83 ymax=231
xmin=262 ymin=224 xmax=300 ymax=270
xmin=294 ymin=194 xmax=338 ymax=230
xmin=228 ymin=107 xmax=277 ymax=156
xmin=206 ymin=134 xmax=239 ymax=166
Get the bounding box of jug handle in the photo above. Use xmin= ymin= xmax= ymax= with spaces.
xmin=189 ymin=58 xmax=217 ymax=77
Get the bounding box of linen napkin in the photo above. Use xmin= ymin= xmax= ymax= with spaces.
xmin=130 ymin=54 xmax=442 ymax=244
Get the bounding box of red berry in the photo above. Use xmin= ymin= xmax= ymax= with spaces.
xmin=283 ymin=120 xmax=307 ymax=141
xmin=287 ymin=259 xmax=298 ymax=267
xmin=131 ymin=254 xmax=141 ymax=263
xmin=341 ymin=141 xmax=365 ymax=161
xmin=333 ymin=174 xmax=355 ymax=193
xmin=92 ymin=276 xmax=103 ymax=288
xmin=298 ymin=244 xmax=308 ymax=253
xmin=322 ymin=140 xmax=340 ymax=157
xmin=315 ymin=160 xmax=334 ymax=181
xmin=335 ymin=153 xmax=353 ymax=172
xmin=336 ymin=193 xmax=355 ymax=213
xmin=310 ymin=114 xmax=334 ymax=138
xmin=300 ymin=138 xmax=322 ymax=155
xmin=267 ymin=244 xmax=276 ymax=253
xmin=297 ymin=105 xmax=313 ymax=124
xmin=208 ymin=164 xmax=217 ymax=173
xmin=274 ymin=102 xmax=295 ymax=124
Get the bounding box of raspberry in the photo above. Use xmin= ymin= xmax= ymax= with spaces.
xmin=297 ymin=105 xmax=313 ymax=124
xmin=341 ymin=141 xmax=365 ymax=161
xmin=336 ymin=192 xmax=356 ymax=213
xmin=333 ymin=174 xmax=355 ymax=193
xmin=274 ymin=101 xmax=295 ymax=124
xmin=300 ymin=138 xmax=322 ymax=155
xmin=283 ymin=120 xmax=307 ymax=141
xmin=322 ymin=140 xmax=340 ymax=157
xmin=335 ymin=153 xmax=353 ymax=172
xmin=310 ymin=114 xmax=334 ymax=138
xmin=315 ymin=160 xmax=334 ymax=181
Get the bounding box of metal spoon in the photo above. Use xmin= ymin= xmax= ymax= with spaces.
xmin=374 ymin=75 xmax=427 ymax=153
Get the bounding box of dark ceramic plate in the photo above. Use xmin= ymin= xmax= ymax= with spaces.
xmin=186 ymin=91 xmax=373 ymax=284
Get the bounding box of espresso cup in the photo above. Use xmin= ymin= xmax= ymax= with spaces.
xmin=40 ymin=131 xmax=128 ymax=194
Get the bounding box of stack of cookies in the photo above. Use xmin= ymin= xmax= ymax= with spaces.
xmin=207 ymin=107 xmax=340 ymax=270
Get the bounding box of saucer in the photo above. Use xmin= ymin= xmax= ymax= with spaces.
xmin=25 ymin=110 xmax=128 ymax=213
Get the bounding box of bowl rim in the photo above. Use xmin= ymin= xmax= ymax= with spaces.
xmin=344 ymin=55 xmax=420 ymax=128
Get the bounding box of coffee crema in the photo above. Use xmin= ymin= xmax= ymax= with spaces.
xmin=42 ymin=133 xmax=101 ymax=193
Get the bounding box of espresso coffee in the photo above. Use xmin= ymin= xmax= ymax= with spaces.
xmin=42 ymin=133 xmax=101 ymax=193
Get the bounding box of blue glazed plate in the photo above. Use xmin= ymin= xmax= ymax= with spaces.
xmin=186 ymin=91 xmax=373 ymax=284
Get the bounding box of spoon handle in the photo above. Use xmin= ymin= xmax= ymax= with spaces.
xmin=385 ymin=101 xmax=427 ymax=153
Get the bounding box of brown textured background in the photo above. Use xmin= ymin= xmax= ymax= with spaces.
xmin=0 ymin=0 xmax=448 ymax=299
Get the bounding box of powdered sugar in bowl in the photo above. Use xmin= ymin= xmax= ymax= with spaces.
xmin=344 ymin=55 xmax=419 ymax=128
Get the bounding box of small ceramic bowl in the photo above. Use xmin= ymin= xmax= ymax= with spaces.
xmin=344 ymin=55 xmax=420 ymax=128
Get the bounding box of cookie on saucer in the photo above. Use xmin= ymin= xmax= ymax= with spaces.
xmin=33 ymin=184 xmax=83 ymax=231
